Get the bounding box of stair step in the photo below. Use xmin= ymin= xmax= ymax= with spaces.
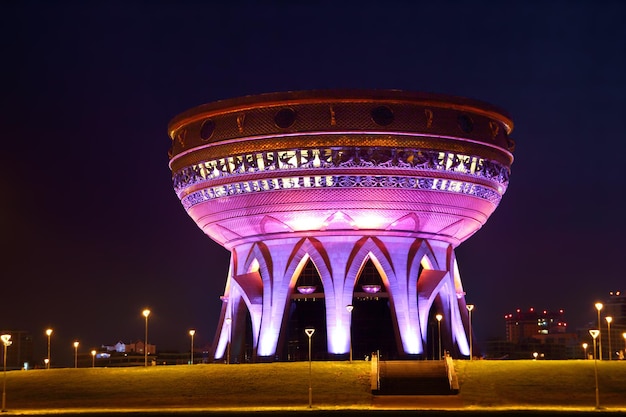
xmin=375 ymin=360 xmax=454 ymax=395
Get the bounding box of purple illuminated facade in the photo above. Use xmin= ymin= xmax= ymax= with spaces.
xmin=168 ymin=90 xmax=515 ymax=361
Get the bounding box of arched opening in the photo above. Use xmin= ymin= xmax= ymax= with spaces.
xmin=230 ymin=302 xmax=254 ymax=363
xmin=425 ymin=294 xmax=447 ymax=360
xmin=352 ymin=258 xmax=398 ymax=360
xmin=282 ymin=258 xmax=327 ymax=361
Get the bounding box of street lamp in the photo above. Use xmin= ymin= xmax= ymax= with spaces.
xmin=91 ymin=350 xmax=96 ymax=368
xmin=305 ymin=328 xmax=315 ymax=408
xmin=435 ymin=314 xmax=443 ymax=360
xmin=45 ymin=329 xmax=53 ymax=369
xmin=582 ymin=342 xmax=588 ymax=360
xmin=466 ymin=304 xmax=474 ymax=360
xmin=1 ymin=334 xmax=12 ymax=412
xmin=346 ymin=305 xmax=353 ymax=363
xmin=605 ymin=316 xmax=612 ymax=360
xmin=142 ymin=309 xmax=151 ymax=367
xmin=595 ymin=302 xmax=603 ymax=360
xmin=189 ymin=329 xmax=196 ymax=365
xmin=73 ymin=341 xmax=79 ymax=368
xmin=589 ymin=329 xmax=600 ymax=409
xmin=225 ymin=317 xmax=232 ymax=364
xmin=623 ymin=332 xmax=626 ymax=358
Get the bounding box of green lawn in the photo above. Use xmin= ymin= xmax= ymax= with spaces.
xmin=2 ymin=360 xmax=625 ymax=411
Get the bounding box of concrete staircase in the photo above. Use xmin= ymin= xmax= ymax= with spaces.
xmin=374 ymin=360 xmax=456 ymax=395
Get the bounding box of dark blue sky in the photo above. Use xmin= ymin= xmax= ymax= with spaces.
xmin=2 ymin=0 xmax=625 ymax=366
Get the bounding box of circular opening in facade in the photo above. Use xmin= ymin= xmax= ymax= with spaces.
xmin=200 ymin=119 xmax=216 ymax=140
xmin=371 ymin=106 xmax=394 ymax=126
xmin=457 ymin=114 xmax=474 ymax=133
xmin=274 ymin=108 xmax=297 ymax=129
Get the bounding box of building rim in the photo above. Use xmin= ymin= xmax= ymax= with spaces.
xmin=167 ymin=89 xmax=514 ymax=138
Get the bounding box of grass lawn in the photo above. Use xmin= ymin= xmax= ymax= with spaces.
xmin=455 ymin=360 xmax=626 ymax=408
xmin=2 ymin=360 xmax=625 ymax=411
xmin=4 ymin=362 xmax=372 ymax=410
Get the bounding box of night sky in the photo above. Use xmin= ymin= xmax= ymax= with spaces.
xmin=2 ymin=0 xmax=625 ymax=367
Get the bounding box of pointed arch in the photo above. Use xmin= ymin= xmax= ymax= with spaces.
xmin=406 ymin=239 xmax=438 ymax=302
xmin=416 ymin=268 xmax=469 ymax=356
xmin=243 ymin=242 xmax=272 ymax=286
xmin=283 ymin=237 xmax=334 ymax=299
xmin=344 ymin=236 xmax=395 ymax=295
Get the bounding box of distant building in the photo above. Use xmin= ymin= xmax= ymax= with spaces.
xmin=101 ymin=340 xmax=156 ymax=355
xmin=484 ymin=307 xmax=578 ymax=360
xmin=505 ymin=307 xmax=568 ymax=343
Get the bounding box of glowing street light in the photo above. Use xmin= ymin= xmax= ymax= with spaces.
xmin=189 ymin=329 xmax=196 ymax=365
xmin=582 ymin=342 xmax=588 ymax=360
xmin=142 ymin=309 xmax=151 ymax=367
xmin=605 ymin=316 xmax=612 ymax=360
xmin=346 ymin=305 xmax=353 ymax=363
xmin=435 ymin=313 xmax=443 ymax=360
xmin=305 ymin=328 xmax=315 ymax=408
xmin=466 ymin=304 xmax=475 ymax=360
xmin=589 ymin=329 xmax=600 ymax=409
xmin=221 ymin=295 xmax=233 ymax=364
xmin=2 ymin=334 xmax=12 ymax=412
xmin=45 ymin=329 xmax=53 ymax=369
xmin=595 ymin=302 xmax=603 ymax=360
xmin=73 ymin=341 xmax=79 ymax=368
xmin=225 ymin=317 xmax=232 ymax=364
xmin=91 ymin=350 xmax=96 ymax=368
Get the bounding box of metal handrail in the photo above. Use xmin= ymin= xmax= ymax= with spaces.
xmin=444 ymin=351 xmax=459 ymax=392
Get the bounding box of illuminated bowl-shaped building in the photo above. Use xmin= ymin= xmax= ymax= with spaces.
xmin=168 ymin=90 xmax=514 ymax=361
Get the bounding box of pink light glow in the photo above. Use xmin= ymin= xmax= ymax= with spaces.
xmin=362 ymin=284 xmax=381 ymax=294
xmin=297 ymin=285 xmax=317 ymax=294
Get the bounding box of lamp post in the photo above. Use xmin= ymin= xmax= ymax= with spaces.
xmin=595 ymin=302 xmax=603 ymax=360
xmin=189 ymin=329 xmax=196 ymax=365
xmin=589 ymin=329 xmax=600 ymax=409
xmin=1 ymin=334 xmax=12 ymax=412
xmin=346 ymin=305 xmax=353 ymax=363
xmin=605 ymin=316 xmax=612 ymax=360
xmin=73 ymin=341 xmax=79 ymax=368
xmin=435 ymin=314 xmax=443 ymax=360
xmin=466 ymin=304 xmax=474 ymax=360
xmin=142 ymin=309 xmax=151 ymax=367
xmin=305 ymin=328 xmax=315 ymax=408
xmin=582 ymin=342 xmax=588 ymax=360
xmin=91 ymin=350 xmax=96 ymax=368
xmin=623 ymin=332 xmax=626 ymax=359
xmin=221 ymin=295 xmax=233 ymax=364
xmin=224 ymin=317 xmax=232 ymax=364
xmin=45 ymin=329 xmax=53 ymax=369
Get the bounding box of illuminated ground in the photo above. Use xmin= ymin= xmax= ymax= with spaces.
xmin=2 ymin=360 xmax=625 ymax=415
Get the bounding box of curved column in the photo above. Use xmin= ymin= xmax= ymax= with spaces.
xmin=376 ymin=236 xmax=428 ymax=355
xmin=304 ymin=236 xmax=363 ymax=355
xmin=416 ymin=242 xmax=470 ymax=356
xmin=242 ymin=239 xmax=301 ymax=358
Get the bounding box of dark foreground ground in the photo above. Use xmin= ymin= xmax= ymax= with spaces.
xmin=7 ymin=410 xmax=626 ymax=417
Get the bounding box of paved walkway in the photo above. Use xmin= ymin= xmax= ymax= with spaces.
xmin=372 ymin=394 xmax=464 ymax=409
